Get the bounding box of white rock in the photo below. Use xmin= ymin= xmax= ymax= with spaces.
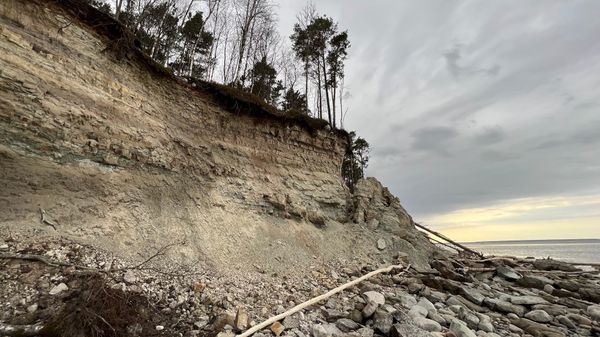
xmin=376 ymin=239 xmax=386 ymax=250
xmin=587 ymin=305 xmax=600 ymax=321
xmin=510 ymin=296 xmax=547 ymax=305
xmin=363 ymin=291 xmax=385 ymax=306
xmin=408 ymin=305 xmax=428 ymax=318
xmin=123 ymin=270 xmax=137 ymax=284
xmin=312 ymin=323 xmax=343 ymax=337
xmin=49 ymin=283 xmax=68 ymax=295
xmin=449 ymin=319 xmax=477 ymax=337
xmin=0 ymin=243 xmax=8 ymax=251
xmin=27 ymin=303 xmax=38 ymax=313
xmin=416 ymin=298 xmax=436 ymax=313
xmin=524 ymin=310 xmax=552 ymax=323
xmin=413 ymin=316 xmax=442 ymax=332
xmin=155 ymin=325 xmax=164 ymax=331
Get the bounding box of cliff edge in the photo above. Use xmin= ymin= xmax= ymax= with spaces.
xmin=0 ymin=0 xmax=435 ymax=277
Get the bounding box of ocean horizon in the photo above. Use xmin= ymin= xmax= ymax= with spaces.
xmin=462 ymin=238 xmax=600 ymax=264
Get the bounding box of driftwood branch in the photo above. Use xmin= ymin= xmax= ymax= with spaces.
xmin=0 ymin=241 xmax=190 ymax=276
xmin=0 ymin=323 xmax=44 ymax=337
xmin=415 ymin=223 xmax=483 ymax=258
xmin=237 ymin=264 xmax=411 ymax=337
xmin=39 ymin=208 xmax=58 ymax=230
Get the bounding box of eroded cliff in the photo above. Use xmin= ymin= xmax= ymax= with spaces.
xmin=0 ymin=0 xmax=434 ymax=275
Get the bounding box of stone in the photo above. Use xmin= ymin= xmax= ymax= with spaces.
xmin=194 ymin=316 xmax=209 ymax=329
xmin=413 ymin=316 xmax=442 ymax=332
xmin=557 ymin=315 xmax=577 ymax=329
xmin=372 ymin=309 xmax=393 ymax=335
xmin=567 ymin=313 xmax=592 ymax=325
xmin=216 ymin=332 xmax=235 ymax=337
xmin=416 ymin=298 xmax=436 ymax=313
xmin=397 ymin=293 xmax=417 ymax=308
xmin=496 ymin=266 xmax=521 ymax=281
xmin=275 ymin=305 xmax=285 ymax=315
xmin=510 ymin=296 xmax=548 ymax=305
xmin=123 ymin=270 xmax=137 ymax=284
xmin=483 ymin=298 xmax=525 ymax=316
xmin=362 ymin=301 xmax=378 ymax=318
xmin=363 ymin=291 xmax=385 ymax=306
xmin=283 ymin=315 xmax=300 ymax=329
xmin=27 ymin=303 xmax=38 ymax=313
xmin=271 ymin=322 xmax=284 ymax=336
xmin=588 ymin=305 xmax=600 ymax=321
xmin=449 ymin=319 xmax=477 ymax=337
xmin=408 ymin=305 xmax=428 ymax=318
xmin=335 ymin=318 xmax=360 ymax=332
xmin=533 ymin=259 xmax=578 ymax=272
xmin=428 ymin=312 xmax=447 ymax=326
xmin=460 ymin=288 xmax=485 ymax=305
xmin=0 ymin=243 xmax=8 ymax=251
xmin=477 ymin=314 xmax=494 ymax=332
xmin=516 ymin=275 xmax=554 ymax=289
xmin=312 ymin=323 xmax=343 ymax=337
xmin=155 ymin=325 xmax=165 ymax=331
xmin=49 ymin=283 xmax=68 ymax=295
xmin=459 ymin=309 xmax=479 ymax=330
xmin=350 ymin=309 xmax=363 ymax=323
xmin=532 ymin=304 xmax=566 ymax=316
xmin=524 ymin=310 xmax=552 ymax=323
xmin=234 ymin=308 xmax=249 ymax=331
xmin=324 ymin=309 xmax=348 ymax=321
xmin=356 ymin=327 xmax=374 ymax=337
xmin=377 ymin=239 xmax=386 ymax=250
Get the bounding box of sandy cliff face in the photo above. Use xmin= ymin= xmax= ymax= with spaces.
xmin=0 ymin=0 xmax=434 ymax=274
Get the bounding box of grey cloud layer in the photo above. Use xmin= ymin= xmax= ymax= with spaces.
xmin=279 ymin=1 xmax=600 ymax=219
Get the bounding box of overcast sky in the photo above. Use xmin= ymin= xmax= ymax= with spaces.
xmin=278 ymin=0 xmax=600 ymax=240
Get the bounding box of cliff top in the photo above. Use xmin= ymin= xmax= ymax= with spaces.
xmin=45 ymin=0 xmax=349 ymax=140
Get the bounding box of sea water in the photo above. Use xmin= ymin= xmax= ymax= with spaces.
xmin=463 ymin=239 xmax=600 ymax=264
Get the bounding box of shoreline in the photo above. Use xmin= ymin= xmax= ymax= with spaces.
xmin=1 ymin=237 xmax=599 ymax=337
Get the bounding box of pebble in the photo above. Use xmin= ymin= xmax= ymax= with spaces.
xmin=49 ymin=283 xmax=68 ymax=295
xmin=27 ymin=303 xmax=38 ymax=313
xmin=335 ymin=318 xmax=360 ymax=332
xmin=155 ymin=325 xmax=164 ymax=331
xmin=377 ymin=239 xmax=386 ymax=250
xmin=363 ymin=291 xmax=385 ymax=305
xmin=270 ymin=322 xmax=284 ymax=336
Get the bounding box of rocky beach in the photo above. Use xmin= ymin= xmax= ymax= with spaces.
xmin=1 ymin=234 xmax=600 ymax=337
xmin=1 ymin=1 xmax=599 ymax=336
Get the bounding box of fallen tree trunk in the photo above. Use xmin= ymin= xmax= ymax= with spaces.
xmin=414 ymin=223 xmax=483 ymax=258
xmin=237 ymin=264 xmax=411 ymax=337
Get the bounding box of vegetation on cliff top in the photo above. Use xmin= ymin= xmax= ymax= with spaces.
xmin=52 ymin=0 xmax=369 ymax=188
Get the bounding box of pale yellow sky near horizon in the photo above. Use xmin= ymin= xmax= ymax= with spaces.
xmin=422 ymin=195 xmax=600 ymax=242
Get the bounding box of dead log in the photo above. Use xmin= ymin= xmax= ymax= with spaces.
xmin=414 ymin=223 xmax=483 ymax=258
xmin=237 ymin=264 xmax=411 ymax=337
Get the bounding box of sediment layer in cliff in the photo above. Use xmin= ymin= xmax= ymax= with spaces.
xmin=0 ymin=0 xmax=434 ymax=275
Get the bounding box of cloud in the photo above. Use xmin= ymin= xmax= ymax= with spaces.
xmin=411 ymin=126 xmax=459 ymax=155
xmin=278 ymin=0 xmax=600 ymax=239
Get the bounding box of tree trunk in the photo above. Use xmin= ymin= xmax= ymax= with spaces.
xmin=149 ymin=3 xmax=171 ymax=59
xmin=114 ymin=0 xmax=123 ymax=21
xmin=304 ymin=63 xmax=309 ymax=114
xmin=316 ymin=59 xmax=322 ymax=120
xmin=322 ymin=54 xmax=332 ymax=126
